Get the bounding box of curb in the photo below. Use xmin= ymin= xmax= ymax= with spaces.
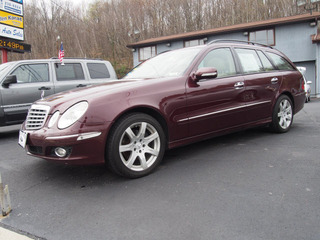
xmin=0 ymin=223 xmax=46 ymax=240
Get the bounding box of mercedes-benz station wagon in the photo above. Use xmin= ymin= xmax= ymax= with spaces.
xmin=19 ymin=40 xmax=305 ymax=178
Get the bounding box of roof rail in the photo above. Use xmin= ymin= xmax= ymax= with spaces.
xmin=207 ymin=39 xmax=273 ymax=49
xmin=50 ymin=57 xmax=104 ymax=60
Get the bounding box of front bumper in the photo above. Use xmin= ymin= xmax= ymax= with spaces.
xmin=21 ymin=123 xmax=109 ymax=165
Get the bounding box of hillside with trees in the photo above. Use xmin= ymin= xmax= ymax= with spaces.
xmin=6 ymin=0 xmax=307 ymax=77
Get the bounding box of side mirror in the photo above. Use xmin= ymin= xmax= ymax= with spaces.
xmin=192 ymin=67 xmax=218 ymax=82
xmin=2 ymin=75 xmax=17 ymax=88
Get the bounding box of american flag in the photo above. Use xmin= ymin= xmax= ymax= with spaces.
xmin=59 ymin=42 xmax=64 ymax=65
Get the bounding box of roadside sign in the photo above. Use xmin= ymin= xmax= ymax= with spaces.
xmin=0 ymin=24 xmax=23 ymax=40
xmin=0 ymin=10 xmax=23 ymax=28
xmin=0 ymin=0 xmax=24 ymax=41
xmin=0 ymin=0 xmax=23 ymax=16
xmin=0 ymin=0 xmax=29 ymax=60
xmin=9 ymin=0 xmax=23 ymax=4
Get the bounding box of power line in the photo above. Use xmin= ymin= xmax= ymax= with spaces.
xmin=50 ymin=0 xmax=88 ymax=22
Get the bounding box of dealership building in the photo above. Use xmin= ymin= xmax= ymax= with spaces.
xmin=127 ymin=12 xmax=320 ymax=98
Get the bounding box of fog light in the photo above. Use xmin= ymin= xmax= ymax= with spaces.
xmin=54 ymin=147 xmax=67 ymax=158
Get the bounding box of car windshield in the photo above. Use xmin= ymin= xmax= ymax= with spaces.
xmin=124 ymin=47 xmax=202 ymax=79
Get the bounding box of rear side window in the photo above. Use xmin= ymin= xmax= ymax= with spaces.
xmin=257 ymin=51 xmax=275 ymax=71
xmin=87 ymin=63 xmax=110 ymax=79
xmin=265 ymin=52 xmax=294 ymax=71
xmin=11 ymin=64 xmax=49 ymax=83
xmin=199 ymin=48 xmax=236 ymax=78
xmin=235 ymin=48 xmax=263 ymax=74
xmin=55 ymin=63 xmax=85 ymax=81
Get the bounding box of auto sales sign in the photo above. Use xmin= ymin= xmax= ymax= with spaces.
xmin=0 ymin=0 xmax=23 ymax=40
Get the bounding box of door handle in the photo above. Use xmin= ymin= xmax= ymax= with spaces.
xmin=234 ymin=81 xmax=244 ymax=89
xmin=38 ymin=86 xmax=51 ymax=91
xmin=77 ymin=84 xmax=87 ymax=88
xmin=271 ymin=77 xmax=278 ymax=84
xmin=38 ymin=87 xmax=51 ymax=99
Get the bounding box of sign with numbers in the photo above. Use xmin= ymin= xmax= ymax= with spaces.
xmin=0 ymin=0 xmax=24 ymax=41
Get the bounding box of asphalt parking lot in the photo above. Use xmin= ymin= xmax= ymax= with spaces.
xmin=0 ymin=99 xmax=319 ymax=240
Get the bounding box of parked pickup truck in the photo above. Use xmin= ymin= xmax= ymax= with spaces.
xmin=0 ymin=58 xmax=117 ymax=127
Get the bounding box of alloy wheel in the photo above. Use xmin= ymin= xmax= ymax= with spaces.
xmin=119 ymin=122 xmax=161 ymax=172
xmin=277 ymin=99 xmax=292 ymax=130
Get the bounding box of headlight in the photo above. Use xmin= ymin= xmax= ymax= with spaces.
xmin=58 ymin=101 xmax=89 ymax=129
xmin=48 ymin=111 xmax=60 ymax=128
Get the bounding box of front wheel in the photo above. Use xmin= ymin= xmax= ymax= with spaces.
xmin=270 ymin=95 xmax=293 ymax=133
xmin=106 ymin=113 xmax=166 ymax=178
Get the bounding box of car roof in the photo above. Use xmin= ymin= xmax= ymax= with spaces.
xmin=207 ymin=39 xmax=273 ymax=49
xmin=2 ymin=58 xmax=111 ymax=65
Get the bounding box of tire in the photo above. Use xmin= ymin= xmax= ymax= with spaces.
xmin=270 ymin=95 xmax=293 ymax=133
xmin=106 ymin=113 xmax=166 ymax=178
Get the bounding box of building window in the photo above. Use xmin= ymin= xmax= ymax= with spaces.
xmin=184 ymin=39 xmax=205 ymax=48
xmin=249 ymin=29 xmax=275 ymax=46
xmin=139 ymin=46 xmax=156 ymax=61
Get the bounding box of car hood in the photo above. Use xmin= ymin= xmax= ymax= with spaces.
xmin=36 ymin=79 xmax=143 ymax=112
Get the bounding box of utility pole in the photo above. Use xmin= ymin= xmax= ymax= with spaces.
xmin=1 ymin=49 xmax=8 ymax=64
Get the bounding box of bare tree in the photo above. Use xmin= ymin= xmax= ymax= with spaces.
xmin=7 ymin=0 xmax=300 ymax=77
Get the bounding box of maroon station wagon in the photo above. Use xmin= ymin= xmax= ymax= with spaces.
xmin=19 ymin=40 xmax=305 ymax=178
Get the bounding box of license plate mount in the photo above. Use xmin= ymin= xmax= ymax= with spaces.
xmin=18 ymin=130 xmax=28 ymax=148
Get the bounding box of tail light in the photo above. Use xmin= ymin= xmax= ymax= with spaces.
xmin=301 ymin=78 xmax=305 ymax=91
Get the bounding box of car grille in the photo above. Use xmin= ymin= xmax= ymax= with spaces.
xmin=25 ymin=105 xmax=50 ymax=130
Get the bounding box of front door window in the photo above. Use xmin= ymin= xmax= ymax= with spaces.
xmin=11 ymin=64 xmax=49 ymax=83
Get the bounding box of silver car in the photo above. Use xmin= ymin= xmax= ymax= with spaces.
xmin=0 ymin=58 xmax=117 ymax=127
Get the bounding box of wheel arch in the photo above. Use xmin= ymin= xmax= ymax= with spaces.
xmin=276 ymin=91 xmax=294 ymax=110
xmin=270 ymin=92 xmax=294 ymax=133
xmin=106 ymin=106 xmax=169 ymax=149
xmin=104 ymin=107 xmax=169 ymax=176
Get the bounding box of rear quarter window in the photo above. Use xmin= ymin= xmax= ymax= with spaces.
xmin=87 ymin=63 xmax=110 ymax=79
xmin=55 ymin=63 xmax=85 ymax=81
xmin=265 ymin=52 xmax=295 ymax=71
xmin=257 ymin=51 xmax=275 ymax=71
